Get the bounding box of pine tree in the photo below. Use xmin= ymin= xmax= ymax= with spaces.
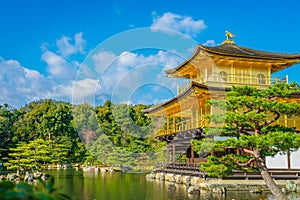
xmin=192 ymin=83 xmax=300 ymax=200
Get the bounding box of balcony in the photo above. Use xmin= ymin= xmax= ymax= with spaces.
xmin=154 ymin=115 xmax=300 ymax=138
xmin=177 ymin=74 xmax=288 ymax=94
xmin=154 ymin=116 xmax=221 ymax=138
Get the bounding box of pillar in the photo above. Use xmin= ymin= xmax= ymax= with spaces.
xmin=172 ymin=143 xmax=175 ymax=164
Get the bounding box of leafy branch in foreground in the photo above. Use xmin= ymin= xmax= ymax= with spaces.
xmin=0 ymin=177 xmax=71 ymax=200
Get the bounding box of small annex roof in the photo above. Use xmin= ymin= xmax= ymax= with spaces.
xmin=165 ymin=43 xmax=300 ymax=76
xmin=142 ymin=81 xmax=228 ymax=115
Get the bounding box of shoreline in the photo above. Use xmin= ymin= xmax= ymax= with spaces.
xmin=146 ymin=171 xmax=300 ymax=194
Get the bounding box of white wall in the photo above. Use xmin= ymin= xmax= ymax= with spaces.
xmin=266 ymin=149 xmax=300 ymax=169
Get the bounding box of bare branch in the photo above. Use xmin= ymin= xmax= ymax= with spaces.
xmin=258 ymin=110 xmax=280 ymax=129
xmin=232 ymin=157 xmax=256 ymax=166
xmin=243 ymin=148 xmax=254 ymax=155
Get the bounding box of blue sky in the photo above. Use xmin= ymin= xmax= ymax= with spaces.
xmin=1 ymin=0 xmax=300 ymax=107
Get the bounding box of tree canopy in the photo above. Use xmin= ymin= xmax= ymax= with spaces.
xmin=0 ymin=99 xmax=164 ymax=171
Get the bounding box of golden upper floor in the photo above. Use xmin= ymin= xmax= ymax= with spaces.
xmin=166 ymin=43 xmax=300 ymax=93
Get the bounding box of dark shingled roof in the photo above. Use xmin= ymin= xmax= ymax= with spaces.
xmin=201 ymin=43 xmax=300 ymax=60
xmin=164 ymin=43 xmax=300 ymax=76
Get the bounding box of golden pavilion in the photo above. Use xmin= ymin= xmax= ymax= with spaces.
xmin=143 ymin=32 xmax=300 ymax=168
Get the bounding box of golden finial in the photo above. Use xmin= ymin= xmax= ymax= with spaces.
xmin=222 ymin=30 xmax=236 ymax=45
xmin=225 ymin=30 xmax=235 ymax=40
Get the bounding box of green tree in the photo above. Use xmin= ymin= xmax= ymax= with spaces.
xmin=4 ymin=139 xmax=52 ymax=171
xmin=72 ymin=103 xmax=100 ymax=145
xmin=13 ymin=100 xmax=76 ymax=142
xmin=0 ymin=104 xmax=19 ymax=158
xmin=192 ymin=83 xmax=300 ymax=200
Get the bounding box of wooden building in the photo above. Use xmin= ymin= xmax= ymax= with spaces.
xmin=142 ymin=34 xmax=300 ymax=170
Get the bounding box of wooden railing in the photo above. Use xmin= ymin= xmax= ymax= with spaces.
xmin=177 ymin=74 xmax=287 ymax=94
xmin=154 ymin=115 xmax=300 ymax=138
xmin=154 ymin=117 xmax=210 ymax=138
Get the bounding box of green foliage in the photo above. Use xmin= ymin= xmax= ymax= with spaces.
xmin=192 ymin=83 xmax=300 ymax=177
xmin=3 ymin=138 xmax=73 ymax=171
xmin=0 ymin=98 xmax=164 ymax=169
xmin=0 ymin=104 xmax=19 ymax=158
xmin=4 ymin=139 xmax=51 ymax=171
xmin=0 ymin=177 xmax=71 ymax=200
xmin=95 ymin=100 xmax=162 ymax=153
xmin=201 ymin=154 xmax=258 ymax=177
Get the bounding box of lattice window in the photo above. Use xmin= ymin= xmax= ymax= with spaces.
xmin=257 ymin=74 xmax=266 ymax=84
xmin=219 ymin=71 xmax=227 ymax=82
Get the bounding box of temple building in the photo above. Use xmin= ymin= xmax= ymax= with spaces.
xmin=143 ymin=32 xmax=300 ymax=170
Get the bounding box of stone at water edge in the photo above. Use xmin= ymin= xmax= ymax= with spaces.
xmin=100 ymin=168 xmax=107 ymax=172
xmin=285 ymin=180 xmax=299 ymax=193
xmin=108 ymin=168 xmax=114 ymax=172
xmin=212 ymin=187 xmax=226 ymax=194
xmin=168 ymin=183 xmax=176 ymax=189
xmin=187 ymin=186 xmax=200 ymax=194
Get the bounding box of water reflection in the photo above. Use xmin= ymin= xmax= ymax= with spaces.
xmin=46 ymin=169 xmax=282 ymax=200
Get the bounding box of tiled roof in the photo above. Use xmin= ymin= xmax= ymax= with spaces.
xmin=202 ymin=43 xmax=300 ymax=59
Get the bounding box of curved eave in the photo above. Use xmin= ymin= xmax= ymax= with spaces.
xmin=142 ymin=82 xmax=228 ymax=115
xmin=164 ymin=45 xmax=202 ymax=78
xmin=165 ymin=44 xmax=300 ymax=76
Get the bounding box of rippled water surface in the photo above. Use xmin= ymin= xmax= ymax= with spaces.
xmin=47 ymin=169 xmax=281 ymax=200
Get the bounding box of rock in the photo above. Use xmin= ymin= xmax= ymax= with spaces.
xmin=212 ymin=187 xmax=226 ymax=194
xmin=286 ymin=180 xmax=299 ymax=193
xmin=24 ymin=172 xmax=33 ymax=182
xmin=182 ymin=176 xmax=191 ymax=186
xmin=108 ymin=168 xmax=114 ymax=172
xmin=41 ymin=173 xmax=51 ymax=181
xmin=0 ymin=175 xmax=6 ymax=180
xmin=100 ymin=168 xmax=107 ymax=172
xmin=175 ymin=175 xmax=182 ymax=184
xmin=168 ymin=183 xmax=176 ymax=189
xmin=169 ymin=175 xmax=175 ymax=183
xmin=33 ymin=171 xmax=42 ymax=178
xmin=6 ymin=173 xmax=17 ymax=181
xmin=187 ymin=186 xmax=200 ymax=194
xmin=159 ymin=173 xmax=165 ymax=181
xmin=146 ymin=173 xmax=155 ymax=179
xmin=249 ymin=187 xmax=263 ymax=193
xmin=63 ymin=164 xmax=72 ymax=169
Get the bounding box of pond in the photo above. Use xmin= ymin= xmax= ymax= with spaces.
xmin=46 ymin=169 xmax=276 ymax=200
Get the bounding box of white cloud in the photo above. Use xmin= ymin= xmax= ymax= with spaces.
xmin=56 ymin=32 xmax=86 ymax=57
xmin=0 ymin=58 xmax=50 ymax=107
xmin=42 ymin=51 xmax=75 ymax=78
xmin=92 ymin=51 xmax=117 ymax=73
xmin=203 ymin=39 xmax=216 ymax=46
xmin=87 ymin=50 xmax=185 ymax=105
xmin=151 ymin=12 xmax=207 ymax=37
xmin=0 ymin=32 xmax=88 ymax=107
xmin=53 ymin=78 xmax=100 ymax=105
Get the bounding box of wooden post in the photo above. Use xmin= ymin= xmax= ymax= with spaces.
xmin=166 ymin=116 xmax=169 ymax=134
xmin=250 ymin=65 xmax=253 ymax=84
xmin=285 ymin=115 xmax=287 ymax=127
xmin=172 ymin=143 xmax=175 ymax=164
xmin=195 ymin=107 xmax=199 ymax=127
xmin=268 ymin=66 xmax=271 ymax=85
xmin=173 ymin=116 xmax=176 ymax=132
xmin=191 ymin=145 xmax=195 ymax=163
xmin=287 ymin=151 xmax=291 ymax=170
